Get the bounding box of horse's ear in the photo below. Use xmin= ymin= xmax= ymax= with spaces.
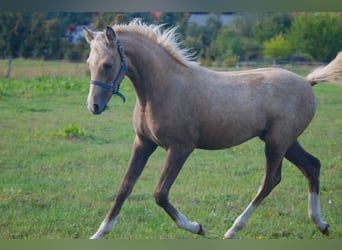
xmin=106 ymin=26 xmax=117 ymax=44
xmin=82 ymin=26 xmax=94 ymax=43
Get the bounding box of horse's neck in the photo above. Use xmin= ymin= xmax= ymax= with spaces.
xmin=120 ymin=32 xmax=186 ymax=106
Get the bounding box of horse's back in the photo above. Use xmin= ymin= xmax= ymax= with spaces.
xmin=213 ymin=67 xmax=315 ymax=118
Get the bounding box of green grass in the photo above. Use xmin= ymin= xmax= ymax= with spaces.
xmin=0 ymin=60 xmax=341 ymax=239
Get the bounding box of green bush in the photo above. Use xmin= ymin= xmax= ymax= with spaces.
xmin=58 ymin=124 xmax=87 ymax=139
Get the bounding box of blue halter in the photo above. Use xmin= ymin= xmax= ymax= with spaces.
xmin=90 ymin=39 xmax=127 ymax=103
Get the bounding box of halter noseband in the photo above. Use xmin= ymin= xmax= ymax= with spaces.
xmin=90 ymin=39 xmax=127 ymax=103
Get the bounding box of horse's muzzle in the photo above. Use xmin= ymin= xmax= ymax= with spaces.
xmin=87 ymin=102 xmax=107 ymax=115
xmin=92 ymin=104 xmax=101 ymax=114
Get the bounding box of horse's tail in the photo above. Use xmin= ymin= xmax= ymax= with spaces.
xmin=307 ymin=51 xmax=342 ymax=86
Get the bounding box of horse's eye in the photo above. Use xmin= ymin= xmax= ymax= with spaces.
xmin=104 ymin=63 xmax=113 ymax=69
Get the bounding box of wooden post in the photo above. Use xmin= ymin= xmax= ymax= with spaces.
xmin=5 ymin=56 xmax=12 ymax=78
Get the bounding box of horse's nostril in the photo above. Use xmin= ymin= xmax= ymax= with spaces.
xmin=93 ymin=104 xmax=100 ymax=113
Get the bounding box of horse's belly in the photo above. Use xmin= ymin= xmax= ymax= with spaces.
xmin=196 ymin=124 xmax=264 ymax=150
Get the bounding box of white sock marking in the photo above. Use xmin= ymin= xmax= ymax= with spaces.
xmin=308 ymin=192 xmax=327 ymax=231
xmin=224 ymin=203 xmax=257 ymax=239
xmin=176 ymin=212 xmax=200 ymax=233
xmin=90 ymin=218 xmax=116 ymax=239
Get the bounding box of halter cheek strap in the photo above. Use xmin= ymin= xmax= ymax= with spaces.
xmin=90 ymin=39 xmax=127 ymax=103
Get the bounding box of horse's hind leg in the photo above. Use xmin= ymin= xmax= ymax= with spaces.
xmin=285 ymin=140 xmax=329 ymax=235
xmin=224 ymin=143 xmax=284 ymax=239
xmin=154 ymin=146 xmax=205 ymax=236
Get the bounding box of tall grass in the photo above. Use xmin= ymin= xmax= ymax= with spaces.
xmin=0 ymin=59 xmax=88 ymax=78
xmin=0 ymin=60 xmax=341 ymax=239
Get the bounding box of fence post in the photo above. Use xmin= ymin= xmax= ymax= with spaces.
xmin=6 ymin=55 xmax=12 ymax=78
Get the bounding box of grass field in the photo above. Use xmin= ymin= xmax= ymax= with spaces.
xmin=0 ymin=60 xmax=341 ymax=239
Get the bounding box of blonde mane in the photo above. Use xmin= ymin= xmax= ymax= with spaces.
xmin=113 ymin=19 xmax=197 ymax=67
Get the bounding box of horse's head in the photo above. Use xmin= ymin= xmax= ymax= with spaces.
xmin=83 ymin=26 xmax=127 ymax=115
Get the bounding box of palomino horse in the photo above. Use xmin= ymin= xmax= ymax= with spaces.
xmin=82 ymin=20 xmax=342 ymax=239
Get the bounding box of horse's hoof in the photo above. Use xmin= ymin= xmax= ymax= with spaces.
xmin=197 ymin=224 xmax=205 ymax=236
xmin=320 ymin=224 xmax=330 ymax=236
xmin=223 ymin=232 xmax=235 ymax=239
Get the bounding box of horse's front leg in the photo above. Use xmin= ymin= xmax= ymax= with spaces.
xmin=154 ymin=146 xmax=205 ymax=236
xmin=90 ymin=135 xmax=157 ymax=239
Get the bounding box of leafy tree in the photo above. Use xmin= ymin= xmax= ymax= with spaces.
xmin=213 ymin=22 xmax=262 ymax=61
xmin=47 ymin=12 xmax=92 ymax=27
xmin=232 ymin=13 xmax=259 ymax=38
xmin=173 ymin=12 xmax=190 ymax=40
xmin=158 ymin=12 xmax=177 ymax=29
xmin=113 ymin=13 xmax=130 ymax=24
xmin=92 ymin=13 xmax=117 ymax=30
xmin=204 ymin=13 xmax=223 ymax=42
xmin=209 ymin=25 xmax=241 ymax=66
xmin=239 ymin=37 xmax=263 ymax=60
xmin=19 ymin=13 xmax=46 ymax=58
xmin=183 ymin=23 xmax=203 ymax=58
xmin=199 ymin=14 xmax=223 ymax=65
xmin=156 ymin=12 xmax=189 ymax=41
xmin=263 ymin=33 xmax=291 ymax=63
xmin=286 ymin=13 xmax=342 ymax=61
xmin=62 ymin=39 xmax=89 ymax=61
xmin=43 ymin=19 xmax=63 ymax=59
xmin=0 ymin=13 xmax=32 ymax=76
xmin=0 ymin=13 xmax=30 ymax=58
xmin=214 ymin=14 xmax=260 ymax=61
xmin=252 ymin=13 xmax=292 ymax=43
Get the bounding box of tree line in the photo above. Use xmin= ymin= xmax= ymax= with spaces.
xmin=0 ymin=12 xmax=341 ymax=66
xmin=191 ymin=12 xmax=342 ymax=66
